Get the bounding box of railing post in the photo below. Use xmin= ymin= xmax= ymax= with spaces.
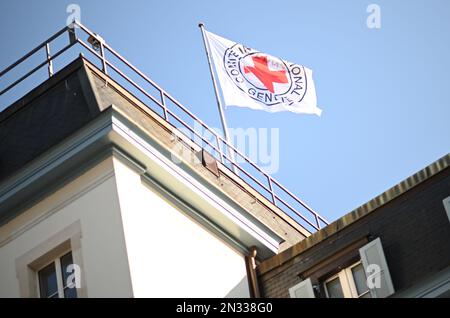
xmin=68 ymin=24 xmax=77 ymax=45
xmin=216 ymin=134 xmax=224 ymax=164
xmin=315 ymin=214 xmax=320 ymax=230
xmin=99 ymin=41 xmax=107 ymax=75
xmin=267 ymin=176 xmax=277 ymax=205
xmin=45 ymin=43 xmax=53 ymax=77
xmin=160 ymin=90 xmax=169 ymax=121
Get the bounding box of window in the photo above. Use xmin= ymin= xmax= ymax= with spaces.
xmin=16 ymin=221 xmax=86 ymax=297
xmin=323 ymin=261 xmax=371 ymax=298
xmin=323 ymin=238 xmax=395 ymax=298
xmin=38 ymin=251 xmax=77 ymax=298
xmin=288 ymin=237 xmax=394 ymax=298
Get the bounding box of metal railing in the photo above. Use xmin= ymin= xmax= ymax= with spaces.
xmin=0 ymin=21 xmax=329 ymax=233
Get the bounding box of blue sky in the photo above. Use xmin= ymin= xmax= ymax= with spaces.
xmin=1 ymin=0 xmax=449 ymax=225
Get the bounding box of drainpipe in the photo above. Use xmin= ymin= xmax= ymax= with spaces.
xmin=245 ymin=246 xmax=261 ymax=298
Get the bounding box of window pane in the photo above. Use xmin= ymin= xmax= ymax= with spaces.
xmin=352 ymin=264 xmax=369 ymax=295
xmin=64 ymin=286 xmax=77 ymax=298
xmin=38 ymin=262 xmax=58 ymax=298
xmin=326 ymin=277 xmax=344 ymax=298
xmin=60 ymin=252 xmax=74 ymax=287
xmin=60 ymin=252 xmax=77 ymax=298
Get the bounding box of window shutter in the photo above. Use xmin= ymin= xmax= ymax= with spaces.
xmin=359 ymin=238 xmax=394 ymax=298
xmin=443 ymin=196 xmax=450 ymax=223
xmin=289 ymin=278 xmax=315 ymax=298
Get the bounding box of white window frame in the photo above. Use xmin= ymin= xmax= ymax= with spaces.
xmin=15 ymin=221 xmax=86 ymax=298
xmin=323 ymin=261 xmax=370 ymax=298
xmin=36 ymin=250 xmax=77 ymax=298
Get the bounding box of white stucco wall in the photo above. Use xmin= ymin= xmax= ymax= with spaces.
xmin=0 ymin=158 xmax=133 ymax=297
xmin=113 ymin=157 xmax=250 ymax=298
xmin=0 ymin=155 xmax=250 ymax=297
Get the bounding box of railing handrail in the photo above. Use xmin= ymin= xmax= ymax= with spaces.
xmin=0 ymin=20 xmax=329 ymax=233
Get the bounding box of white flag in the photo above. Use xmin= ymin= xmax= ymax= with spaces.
xmin=205 ymin=30 xmax=322 ymax=116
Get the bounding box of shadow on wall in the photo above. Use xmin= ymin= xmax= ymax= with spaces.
xmin=224 ymin=275 xmax=250 ymax=298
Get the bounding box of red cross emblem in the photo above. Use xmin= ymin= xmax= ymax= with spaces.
xmin=244 ymin=55 xmax=288 ymax=93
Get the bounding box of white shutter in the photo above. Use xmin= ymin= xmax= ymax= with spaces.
xmin=359 ymin=238 xmax=395 ymax=298
xmin=443 ymin=196 xmax=450 ymax=223
xmin=289 ymin=278 xmax=315 ymax=298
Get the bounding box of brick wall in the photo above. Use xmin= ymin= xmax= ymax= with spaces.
xmin=258 ymin=166 xmax=450 ymax=297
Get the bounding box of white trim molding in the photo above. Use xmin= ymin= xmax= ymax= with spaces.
xmin=15 ymin=221 xmax=87 ymax=298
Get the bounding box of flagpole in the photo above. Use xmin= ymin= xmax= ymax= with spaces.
xmin=198 ymin=22 xmax=237 ymax=173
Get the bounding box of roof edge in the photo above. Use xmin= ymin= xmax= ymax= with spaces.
xmin=0 ymin=56 xmax=85 ymax=123
xmin=258 ymin=153 xmax=450 ymax=275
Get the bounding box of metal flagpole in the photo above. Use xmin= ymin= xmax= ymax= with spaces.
xmin=198 ymin=22 xmax=237 ymax=173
